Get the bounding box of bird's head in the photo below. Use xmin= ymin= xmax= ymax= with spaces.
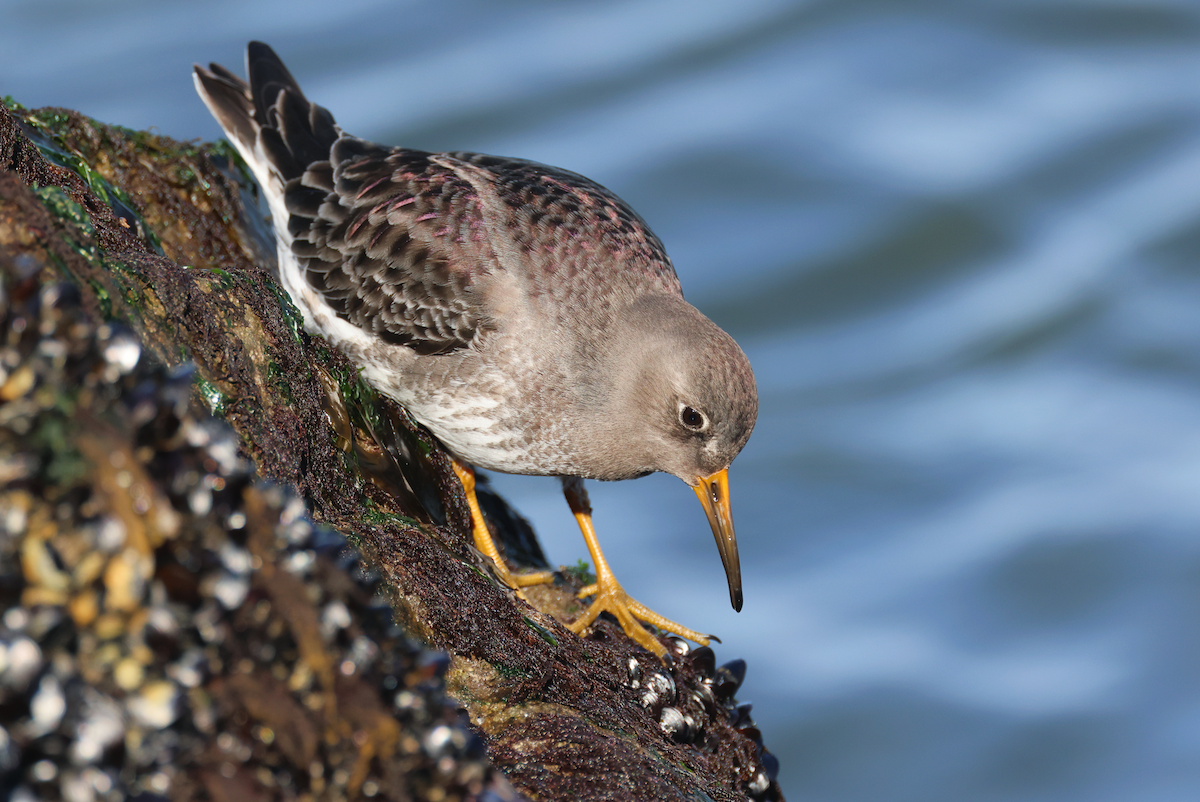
xmin=588 ymin=294 xmax=757 ymax=611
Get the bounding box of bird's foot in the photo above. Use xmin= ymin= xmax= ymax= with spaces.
xmin=452 ymin=459 xmax=554 ymax=599
xmin=568 ymin=574 xmax=710 ymax=658
xmin=495 ymin=564 xmax=555 ymax=593
xmin=469 ymin=521 xmax=554 ymax=601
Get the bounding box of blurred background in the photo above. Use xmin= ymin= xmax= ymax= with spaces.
xmin=5 ymin=0 xmax=1200 ymax=799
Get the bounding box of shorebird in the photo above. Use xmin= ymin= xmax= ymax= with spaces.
xmin=194 ymin=42 xmax=757 ymax=657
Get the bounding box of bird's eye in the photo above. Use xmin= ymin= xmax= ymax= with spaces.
xmin=680 ymin=405 xmax=706 ymax=431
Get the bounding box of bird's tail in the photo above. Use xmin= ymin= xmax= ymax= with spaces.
xmin=193 ymin=41 xmax=341 ymax=207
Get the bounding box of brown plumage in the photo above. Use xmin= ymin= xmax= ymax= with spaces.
xmin=194 ymin=42 xmax=757 ymax=656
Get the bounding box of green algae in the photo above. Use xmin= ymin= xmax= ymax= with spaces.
xmin=194 ymin=377 xmax=228 ymax=416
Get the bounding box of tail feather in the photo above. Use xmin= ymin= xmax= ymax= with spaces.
xmin=193 ymin=41 xmax=341 ymax=189
xmin=192 ymin=62 xmax=257 ymax=158
xmin=246 ymin=40 xmax=304 ymax=124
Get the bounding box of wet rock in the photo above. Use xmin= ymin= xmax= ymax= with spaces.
xmin=0 ymin=98 xmax=788 ymax=802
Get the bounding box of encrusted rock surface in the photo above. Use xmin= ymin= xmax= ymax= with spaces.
xmin=0 ymin=100 xmax=784 ymax=802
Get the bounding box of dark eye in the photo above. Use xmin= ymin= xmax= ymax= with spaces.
xmin=680 ymin=406 xmax=706 ymax=431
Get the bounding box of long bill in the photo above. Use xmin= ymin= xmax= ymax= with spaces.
xmin=693 ymin=468 xmax=743 ymax=612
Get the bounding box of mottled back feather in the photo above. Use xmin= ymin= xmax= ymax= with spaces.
xmin=196 ymin=43 xmax=684 ymax=356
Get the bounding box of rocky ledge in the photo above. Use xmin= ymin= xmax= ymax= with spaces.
xmin=0 ymin=100 xmax=783 ymax=802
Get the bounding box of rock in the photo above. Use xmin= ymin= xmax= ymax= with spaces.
xmin=0 ymin=99 xmax=786 ymax=802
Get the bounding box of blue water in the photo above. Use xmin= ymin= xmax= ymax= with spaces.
xmin=6 ymin=1 xmax=1200 ymax=798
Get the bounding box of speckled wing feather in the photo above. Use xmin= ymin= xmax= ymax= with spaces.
xmin=286 ymin=143 xmax=686 ymax=355
xmin=196 ymin=44 xmax=489 ymax=354
xmin=198 ymin=42 xmax=683 ymax=356
xmin=285 ymin=139 xmax=495 ymax=355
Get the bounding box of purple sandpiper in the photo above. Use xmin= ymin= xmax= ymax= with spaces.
xmin=194 ymin=42 xmax=757 ymax=657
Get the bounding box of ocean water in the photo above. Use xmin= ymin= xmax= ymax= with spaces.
xmin=5 ymin=1 xmax=1200 ymax=799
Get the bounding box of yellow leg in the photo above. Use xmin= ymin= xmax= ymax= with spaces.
xmin=561 ymin=477 xmax=711 ymax=658
xmin=452 ymin=460 xmax=553 ymax=593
